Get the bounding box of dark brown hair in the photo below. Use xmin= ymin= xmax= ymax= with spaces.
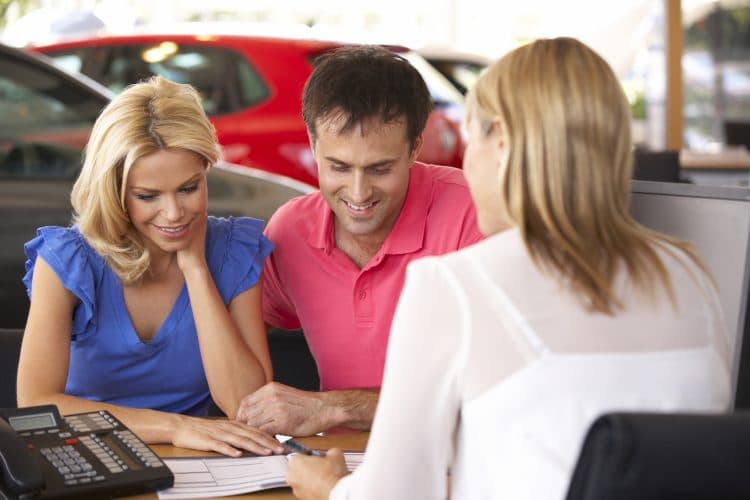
xmin=302 ymin=45 xmax=432 ymax=150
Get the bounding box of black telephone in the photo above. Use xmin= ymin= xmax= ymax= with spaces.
xmin=0 ymin=405 xmax=173 ymax=499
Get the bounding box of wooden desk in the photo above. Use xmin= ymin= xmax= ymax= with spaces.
xmin=679 ymin=149 xmax=750 ymax=187
xmin=124 ymin=430 xmax=369 ymax=500
xmin=680 ymin=149 xmax=750 ymax=170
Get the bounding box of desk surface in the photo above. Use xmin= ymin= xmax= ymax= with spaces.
xmin=124 ymin=430 xmax=369 ymax=500
xmin=680 ymin=148 xmax=750 ymax=169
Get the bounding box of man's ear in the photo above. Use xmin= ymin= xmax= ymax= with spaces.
xmin=307 ymin=131 xmax=316 ymax=154
xmin=410 ymin=135 xmax=424 ymax=162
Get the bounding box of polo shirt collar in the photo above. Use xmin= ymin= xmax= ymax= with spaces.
xmin=308 ymin=162 xmax=434 ymax=256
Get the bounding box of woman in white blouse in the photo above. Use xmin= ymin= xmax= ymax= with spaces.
xmin=286 ymin=37 xmax=732 ymax=500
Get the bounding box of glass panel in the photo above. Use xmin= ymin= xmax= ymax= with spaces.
xmin=684 ymin=3 xmax=750 ymax=151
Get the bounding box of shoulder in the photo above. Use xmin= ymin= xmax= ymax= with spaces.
xmin=24 ymin=226 xmax=102 ymax=272
xmin=415 ymin=162 xmax=469 ymax=187
xmin=206 ymin=216 xmax=272 ymax=261
xmin=265 ymin=192 xmax=328 ymax=239
xmin=411 ymin=162 xmax=473 ymax=209
xmin=424 ymin=229 xmax=526 ymax=278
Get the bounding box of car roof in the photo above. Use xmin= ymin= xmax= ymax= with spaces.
xmin=31 ymin=25 xmax=352 ymax=53
xmin=0 ymin=41 xmax=114 ymax=101
xmin=31 ymin=21 xmax=412 ymax=54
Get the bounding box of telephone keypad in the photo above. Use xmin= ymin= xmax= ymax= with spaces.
xmin=39 ymin=444 xmax=104 ymax=486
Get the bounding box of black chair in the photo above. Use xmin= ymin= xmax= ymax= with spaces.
xmin=565 ymin=412 xmax=750 ymax=500
xmin=632 ymin=149 xmax=681 ymax=182
xmin=724 ymin=120 xmax=750 ymax=150
xmin=206 ymin=328 xmax=319 ymax=417
xmin=267 ymin=328 xmax=319 ymax=391
xmin=0 ymin=328 xmax=24 ymax=408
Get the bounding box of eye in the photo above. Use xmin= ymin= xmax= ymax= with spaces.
xmin=135 ymin=193 xmax=157 ymax=201
xmin=180 ymin=184 xmax=199 ymax=194
xmin=370 ymin=167 xmax=390 ymax=176
xmin=330 ymin=164 xmax=349 ymax=172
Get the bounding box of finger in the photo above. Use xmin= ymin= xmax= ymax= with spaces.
xmin=205 ymin=438 xmax=243 ymax=458
xmin=219 ymin=423 xmax=286 ymax=454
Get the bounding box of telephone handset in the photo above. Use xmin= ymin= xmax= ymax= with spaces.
xmin=0 ymin=417 xmax=44 ymax=497
xmin=0 ymin=405 xmax=173 ymax=499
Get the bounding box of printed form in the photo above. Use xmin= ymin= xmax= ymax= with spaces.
xmin=157 ymin=453 xmax=364 ymax=499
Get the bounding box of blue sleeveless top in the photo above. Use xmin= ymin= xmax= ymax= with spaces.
xmin=23 ymin=216 xmax=273 ymax=416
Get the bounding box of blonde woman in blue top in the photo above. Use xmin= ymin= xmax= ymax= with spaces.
xmin=18 ymin=76 xmax=285 ymax=457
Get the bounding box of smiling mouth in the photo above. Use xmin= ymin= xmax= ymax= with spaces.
xmin=344 ymin=200 xmax=377 ymax=212
xmin=155 ymin=224 xmax=188 ymax=234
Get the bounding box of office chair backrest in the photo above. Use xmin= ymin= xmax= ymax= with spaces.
xmin=0 ymin=328 xmax=23 ymax=408
xmin=267 ymin=328 xmax=319 ymax=391
xmin=632 ymin=149 xmax=681 ymax=182
xmin=565 ymin=412 xmax=750 ymax=500
xmin=724 ymin=120 xmax=750 ymax=150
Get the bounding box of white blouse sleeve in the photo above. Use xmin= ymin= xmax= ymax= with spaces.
xmin=331 ymin=257 xmax=467 ymax=500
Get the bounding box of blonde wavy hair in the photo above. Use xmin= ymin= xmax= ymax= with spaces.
xmin=71 ymin=76 xmax=220 ymax=284
xmin=468 ymin=37 xmax=709 ymax=314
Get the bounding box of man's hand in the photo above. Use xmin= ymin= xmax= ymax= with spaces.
xmin=235 ymin=382 xmax=332 ymax=436
xmin=237 ymin=382 xmax=380 ymax=436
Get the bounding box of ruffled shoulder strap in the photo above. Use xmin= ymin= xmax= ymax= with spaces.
xmin=206 ymin=216 xmax=274 ymax=303
xmin=23 ymin=226 xmax=104 ymax=339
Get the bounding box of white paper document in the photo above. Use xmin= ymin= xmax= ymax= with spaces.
xmin=157 ymin=452 xmax=364 ymax=499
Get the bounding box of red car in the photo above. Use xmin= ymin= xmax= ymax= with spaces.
xmin=32 ymin=30 xmax=466 ymax=186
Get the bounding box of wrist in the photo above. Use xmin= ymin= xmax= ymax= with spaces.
xmin=179 ymin=262 xmax=210 ymax=282
xmin=319 ymin=391 xmax=346 ymax=428
xmin=164 ymin=413 xmax=187 ymax=444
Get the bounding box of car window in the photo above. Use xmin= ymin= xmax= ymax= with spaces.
xmin=47 ymin=43 xmax=270 ymax=116
xmin=401 ymin=51 xmax=465 ymax=107
xmin=0 ymin=55 xmax=104 ymax=178
xmin=430 ymin=60 xmax=486 ymax=95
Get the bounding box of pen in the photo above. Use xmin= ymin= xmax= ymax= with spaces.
xmin=283 ymin=439 xmax=325 ymax=457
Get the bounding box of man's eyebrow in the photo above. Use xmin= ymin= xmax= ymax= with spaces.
xmin=322 ymin=156 xmax=395 ymax=169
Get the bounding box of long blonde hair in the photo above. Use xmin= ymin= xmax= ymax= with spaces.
xmin=71 ymin=76 xmax=220 ymax=283
xmin=469 ymin=37 xmax=708 ymax=314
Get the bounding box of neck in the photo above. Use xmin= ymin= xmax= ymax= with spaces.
xmin=145 ymin=251 xmax=178 ymax=282
xmin=334 ymin=226 xmax=388 ymax=269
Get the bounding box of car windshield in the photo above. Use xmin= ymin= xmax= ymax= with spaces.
xmin=0 ymin=56 xmax=105 ymax=133
xmin=0 ymin=54 xmax=107 ymax=178
xmin=401 ymin=51 xmax=465 ymax=107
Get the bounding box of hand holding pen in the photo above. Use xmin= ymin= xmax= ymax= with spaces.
xmin=283 ymin=438 xmax=326 ymax=456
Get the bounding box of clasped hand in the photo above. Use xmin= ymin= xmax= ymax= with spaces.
xmin=236 ymin=382 xmax=330 ymax=436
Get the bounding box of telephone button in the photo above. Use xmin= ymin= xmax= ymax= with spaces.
xmin=65 ymin=437 xmax=79 ymax=445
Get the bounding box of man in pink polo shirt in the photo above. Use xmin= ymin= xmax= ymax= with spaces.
xmin=236 ymin=45 xmax=484 ymax=436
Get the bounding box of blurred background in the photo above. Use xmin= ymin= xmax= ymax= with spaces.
xmin=1 ymin=0 xmax=748 ymax=153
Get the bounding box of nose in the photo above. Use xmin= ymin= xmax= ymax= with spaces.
xmin=162 ymin=195 xmax=184 ymax=222
xmin=350 ymin=170 xmax=372 ymax=202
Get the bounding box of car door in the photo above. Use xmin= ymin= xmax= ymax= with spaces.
xmin=0 ymin=45 xmax=110 ymax=328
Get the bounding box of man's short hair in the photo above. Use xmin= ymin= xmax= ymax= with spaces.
xmin=302 ymin=45 xmax=433 ymax=150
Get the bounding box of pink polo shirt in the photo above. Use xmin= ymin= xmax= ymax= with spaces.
xmin=262 ymin=162 xmax=483 ymax=391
